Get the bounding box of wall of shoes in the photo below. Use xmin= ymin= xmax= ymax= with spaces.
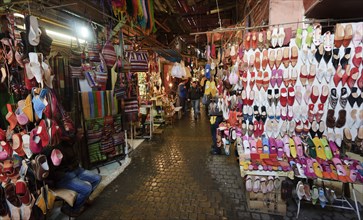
xmin=210 ymin=21 xmax=363 ymax=215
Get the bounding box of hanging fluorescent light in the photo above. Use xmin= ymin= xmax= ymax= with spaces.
xmin=14 ymin=13 xmax=25 ymax=18
xmin=46 ymin=29 xmax=86 ymax=43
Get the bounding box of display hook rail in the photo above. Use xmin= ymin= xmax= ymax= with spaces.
xmin=190 ymin=17 xmax=363 ymax=35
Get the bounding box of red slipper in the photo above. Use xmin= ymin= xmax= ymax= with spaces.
xmin=242 ymin=71 xmax=248 ymax=89
xmin=287 ymin=86 xmax=295 ymax=106
xmin=256 ymin=71 xmax=263 ymax=90
xmin=255 ymin=51 xmax=261 ymax=70
xmin=353 ymin=46 xmax=362 ymax=68
xmin=262 ymin=71 xmax=270 ymax=91
xmin=315 ymin=103 xmax=324 ymax=122
xmin=347 ymin=67 xmax=359 ymax=89
xmin=310 ymin=85 xmax=319 ymax=104
xmin=249 ymin=71 xmax=256 ymax=89
xmin=333 ymin=65 xmax=343 ymax=87
xmin=308 ymin=104 xmax=315 ymax=123
xmin=357 ymin=68 xmax=363 ymax=90
xmin=341 ymin=64 xmax=351 ymax=86
xmin=280 ymin=87 xmax=288 ymax=107
xmin=242 ymin=90 xmax=248 ymax=105
xmin=258 ymin=120 xmax=264 ymax=137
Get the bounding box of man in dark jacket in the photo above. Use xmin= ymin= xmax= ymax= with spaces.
xmin=188 ymin=80 xmax=201 ymax=120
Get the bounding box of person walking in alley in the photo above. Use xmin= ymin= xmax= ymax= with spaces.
xmin=177 ymin=81 xmax=187 ymax=113
xmin=188 ymin=80 xmax=201 ymax=120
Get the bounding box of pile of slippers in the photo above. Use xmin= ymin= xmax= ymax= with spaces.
xmin=296 ymin=181 xmax=337 ymax=208
xmin=245 ymin=175 xmax=281 ymax=194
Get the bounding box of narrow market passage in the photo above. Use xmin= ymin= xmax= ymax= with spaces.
xmin=78 ymin=109 xmax=358 ymax=220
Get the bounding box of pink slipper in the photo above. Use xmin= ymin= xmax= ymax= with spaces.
xmin=270 ymin=69 xmax=277 ymax=87
xmin=276 ymin=69 xmax=283 ymax=87
xmin=293 ymin=136 xmax=304 ymax=157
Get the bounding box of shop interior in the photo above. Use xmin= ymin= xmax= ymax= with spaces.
xmin=0 ymin=0 xmax=362 ymax=219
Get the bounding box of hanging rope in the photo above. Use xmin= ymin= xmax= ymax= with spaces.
xmin=215 ymin=0 xmax=222 ymax=29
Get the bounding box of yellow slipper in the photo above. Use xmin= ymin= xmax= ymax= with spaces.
xmin=313 ymin=137 xmax=326 ymax=160
xmin=210 ymin=81 xmax=217 ymax=97
xmin=289 ymin=138 xmax=297 ymax=158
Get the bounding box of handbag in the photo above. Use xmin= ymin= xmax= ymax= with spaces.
xmin=125 ymin=50 xmax=148 ymax=72
xmin=102 ymin=40 xmax=117 ymax=68
xmin=69 ymin=66 xmax=84 ymax=79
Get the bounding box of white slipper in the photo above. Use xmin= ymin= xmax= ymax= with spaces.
xmin=273 ymin=176 xmax=281 ymax=189
xmin=267 ymin=176 xmax=274 ymax=192
xmin=246 ymin=175 xmax=253 ymax=192
xmin=253 ymin=176 xmax=261 ymax=193
xmin=296 ymin=181 xmax=305 ymax=200
xmin=28 ymin=15 xmax=42 ymax=46
xmin=28 ymin=52 xmax=43 ymax=85
xmin=260 ymin=177 xmax=267 ymax=194
xmin=42 ymin=61 xmax=54 ymax=89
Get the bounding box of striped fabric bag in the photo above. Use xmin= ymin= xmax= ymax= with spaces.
xmin=125 ymin=50 xmax=149 ymax=72
xmin=102 ymin=41 xmax=117 ymax=67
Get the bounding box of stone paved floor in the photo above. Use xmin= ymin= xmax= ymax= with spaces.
xmin=79 ymin=109 xmax=361 ymax=220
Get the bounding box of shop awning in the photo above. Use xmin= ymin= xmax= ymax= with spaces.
xmin=154 ymin=49 xmax=183 ymax=63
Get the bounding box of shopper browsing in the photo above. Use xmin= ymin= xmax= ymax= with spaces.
xmin=188 ymin=80 xmax=201 ymax=120
xmin=177 ymin=81 xmax=187 ymax=113
xmin=45 ymin=133 xmax=101 ymax=217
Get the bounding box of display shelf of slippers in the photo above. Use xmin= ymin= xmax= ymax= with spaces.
xmin=245 ymin=175 xmax=287 ymax=216
xmin=211 ymin=21 xmax=363 ymax=177
xmin=294 ymin=179 xmax=353 ymax=210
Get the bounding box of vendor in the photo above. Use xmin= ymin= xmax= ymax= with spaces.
xmin=45 ymin=133 xmax=101 ymax=217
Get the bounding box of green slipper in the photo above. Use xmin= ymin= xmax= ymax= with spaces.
xmin=321 ymin=137 xmax=333 ymax=160
xmin=305 ymin=25 xmax=314 ymax=47
xmin=296 ymin=28 xmax=303 ymax=49
xmin=307 ymin=137 xmax=317 ymax=158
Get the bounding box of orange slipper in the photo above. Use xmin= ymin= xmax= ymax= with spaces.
xmin=262 ymin=71 xmax=270 ymax=91
xmin=334 ymin=24 xmax=344 ymax=48
xmin=256 ymin=71 xmax=263 ymax=90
